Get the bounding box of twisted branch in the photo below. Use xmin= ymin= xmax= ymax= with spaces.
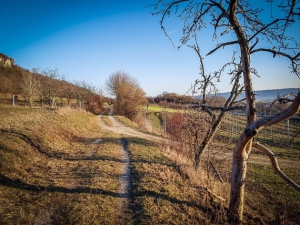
xmin=252 ymin=142 xmax=300 ymax=192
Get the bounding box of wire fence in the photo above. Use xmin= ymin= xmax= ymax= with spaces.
xmin=221 ymin=113 xmax=300 ymax=151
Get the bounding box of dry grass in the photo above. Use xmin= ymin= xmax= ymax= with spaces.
xmin=100 ymin=115 xmax=113 ymax=127
xmin=1 ymin=105 xmax=299 ymax=224
xmin=158 ymin=138 xmax=300 ymax=224
xmin=134 ymin=113 xmax=164 ymax=135
xmin=115 ymin=115 xmax=140 ymax=129
xmin=126 ymin=137 xmax=228 ymax=224
xmin=111 ymin=109 xmax=300 ymax=224
xmin=245 ymin=160 xmax=300 ymax=224
xmin=0 ymin=105 xmax=125 ymax=224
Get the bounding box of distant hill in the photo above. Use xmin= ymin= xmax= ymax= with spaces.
xmin=0 ymin=55 xmax=93 ymax=98
xmin=215 ymin=88 xmax=299 ymax=102
xmin=0 ymin=53 xmax=104 ymax=113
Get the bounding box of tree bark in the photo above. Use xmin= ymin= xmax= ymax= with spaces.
xmin=253 ymin=142 xmax=300 ymax=192
xmin=229 ymin=92 xmax=300 ymax=223
xmin=228 ymin=0 xmax=256 ymax=223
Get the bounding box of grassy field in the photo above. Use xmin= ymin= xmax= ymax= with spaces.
xmin=144 ymin=110 xmax=300 ymax=224
xmin=220 ymin=114 xmax=300 ymax=154
xmin=141 ymin=104 xmax=184 ymax=112
xmin=0 ymin=106 xmax=223 ymax=224
xmin=0 ymin=105 xmax=299 ymax=224
xmin=0 ymin=106 xmax=124 ymax=224
xmin=126 ymin=137 xmax=223 ymax=224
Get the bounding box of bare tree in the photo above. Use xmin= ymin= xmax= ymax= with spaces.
xmin=73 ymin=79 xmax=93 ymax=110
xmin=22 ymin=70 xmax=40 ymax=107
xmin=187 ymin=34 xmax=245 ymax=168
xmin=59 ymin=79 xmax=76 ymax=106
xmin=29 ymin=67 xmax=46 ymax=108
xmin=106 ymin=71 xmax=147 ymax=120
xmin=41 ymin=68 xmax=60 ymax=108
xmin=153 ymin=0 xmax=300 ymax=223
xmin=71 ymin=79 xmax=104 ymax=113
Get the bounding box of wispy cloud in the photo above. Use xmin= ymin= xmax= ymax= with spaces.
xmin=167 ymin=29 xmax=179 ymax=35
xmin=155 ymin=29 xmax=180 ymax=39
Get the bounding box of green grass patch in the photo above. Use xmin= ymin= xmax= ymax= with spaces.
xmin=147 ymin=112 xmax=162 ymax=130
xmin=142 ymin=104 xmax=183 ymax=112
xmin=115 ymin=115 xmax=140 ymax=129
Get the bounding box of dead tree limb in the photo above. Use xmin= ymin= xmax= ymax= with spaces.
xmin=252 ymin=142 xmax=300 ymax=192
xmin=192 ymin=104 xmax=246 ymax=112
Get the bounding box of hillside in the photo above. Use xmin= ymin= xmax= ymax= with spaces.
xmin=0 ymin=53 xmax=71 ymax=97
xmin=0 ymin=64 xmax=90 ymax=99
xmin=0 ymin=106 xmax=218 ymax=224
xmin=0 ymin=55 xmax=104 ymax=113
xmin=0 ymin=64 xmax=25 ymax=95
xmin=216 ymin=88 xmax=299 ymax=102
xmin=0 ymin=106 xmax=300 ymax=224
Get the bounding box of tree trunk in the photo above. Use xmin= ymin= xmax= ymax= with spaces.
xmin=228 ymin=0 xmax=256 ymax=223
xmin=229 ymin=138 xmax=251 ymax=224
xmin=195 ymin=111 xmax=228 ymax=168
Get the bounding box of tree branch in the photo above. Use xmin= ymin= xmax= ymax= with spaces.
xmin=250 ymin=48 xmax=300 ymax=61
xmin=252 ymin=142 xmax=300 ymax=192
xmin=185 ymin=4 xmax=213 ymax=40
xmin=280 ymin=0 xmax=297 ymax=40
xmin=159 ymin=0 xmax=190 ymax=47
xmin=289 ymin=129 xmax=300 ymax=147
xmin=248 ymin=18 xmax=292 ymax=43
xmin=206 ymin=40 xmax=239 ymax=56
xmin=239 ymin=92 xmax=300 ymax=141
xmin=192 ymin=104 xmax=246 ymax=111
xmin=267 ymin=94 xmax=297 ymax=115
xmin=209 ymin=0 xmax=229 ymax=28
xmin=251 ymin=48 xmax=300 ymax=77
xmin=233 ymin=98 xmax=246 ymax=105
xmin=249 ymin=38 xmax=259 ymax=52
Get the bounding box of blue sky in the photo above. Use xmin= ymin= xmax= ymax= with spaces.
xmin=1 ymin=0 xmax=299 ymax=97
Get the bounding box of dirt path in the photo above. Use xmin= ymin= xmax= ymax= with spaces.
xmin=98 ymin=110 xmax=300 ymax=223
xmin=117 ymin=139 xmax=132 ymax=223
xmin=98 ymin=114 xmax=163 ymax=143
xmin=97 ymin=111 xmax=164 ymax=222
